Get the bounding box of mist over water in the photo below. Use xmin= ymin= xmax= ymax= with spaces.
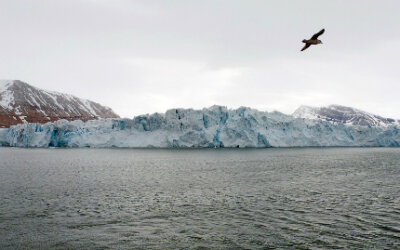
xmin=0 ymin=148 xmax=399 ymax=249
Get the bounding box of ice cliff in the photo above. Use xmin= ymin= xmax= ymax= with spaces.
xmin=0 ymin=106 xmax=399 ymax=148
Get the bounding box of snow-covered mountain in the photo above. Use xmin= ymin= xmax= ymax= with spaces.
xmin=0 ymin=80 xmax=119 ymax=128
xmin=1 ymin=105 xmax=399 ymax=148
xmin=293 ymin=105 xmax=400 ymax=127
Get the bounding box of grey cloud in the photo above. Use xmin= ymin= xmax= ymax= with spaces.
xmin=0 ymin=0 xmax=399 ymax=118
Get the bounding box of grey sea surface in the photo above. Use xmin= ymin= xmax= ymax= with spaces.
xmin=0 ymin=148 xmax=399 ymax=249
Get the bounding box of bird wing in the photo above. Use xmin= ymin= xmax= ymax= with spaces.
xmin=301 ymin=43 xmax=311 ymax=51
xmin=311 ymin=29 xmax=325 ymax=39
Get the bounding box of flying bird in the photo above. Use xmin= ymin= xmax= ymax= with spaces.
xmin=301 ymin=29 xmax=325 ymax=51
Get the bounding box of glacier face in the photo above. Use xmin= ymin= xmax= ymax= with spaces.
xmin=0 ymin=105 xmax=400 ymax=148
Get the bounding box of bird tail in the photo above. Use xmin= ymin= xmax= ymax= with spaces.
xmin=302 ymin=39 xmax=307 ymax=43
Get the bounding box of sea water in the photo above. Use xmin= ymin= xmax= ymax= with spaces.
xmin=0 ymin=148 xmax=399 ymax=249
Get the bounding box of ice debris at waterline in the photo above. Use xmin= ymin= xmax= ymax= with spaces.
xmin=0 ymin=106 xmax=399 ymax=148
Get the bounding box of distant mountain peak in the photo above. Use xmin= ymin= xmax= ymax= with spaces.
xmin=293 ymin=104 xmax=399 ymax=127
xmin=0 ymin=80 xmax=119 ymax=128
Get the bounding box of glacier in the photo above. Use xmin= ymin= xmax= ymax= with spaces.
xmin=0 ymin=105 xmax=400 ymax=148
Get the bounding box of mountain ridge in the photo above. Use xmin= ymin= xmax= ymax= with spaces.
xmin=293 ymin=104 xmax=399 ymax=127
xmin=0 ymin=80 xmax=119 ymax=128
xmin=1 ymin=80 xmax=399 ymax=130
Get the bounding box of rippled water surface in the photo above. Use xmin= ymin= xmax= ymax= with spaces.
xmin=1 ymin=148 xmax=400 ymax=249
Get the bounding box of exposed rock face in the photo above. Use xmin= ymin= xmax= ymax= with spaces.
xmin=0 ymin=80 xmax=119 ymax=128
xmin=293 ymin=104 xmax=399 ymax=127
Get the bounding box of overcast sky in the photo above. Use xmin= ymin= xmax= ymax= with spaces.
xmin=1 ymin=0 xmax=400 ymax=118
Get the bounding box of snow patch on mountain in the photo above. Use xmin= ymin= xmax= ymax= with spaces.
xmin=0 ymin=80 xmax=15 ymax=110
